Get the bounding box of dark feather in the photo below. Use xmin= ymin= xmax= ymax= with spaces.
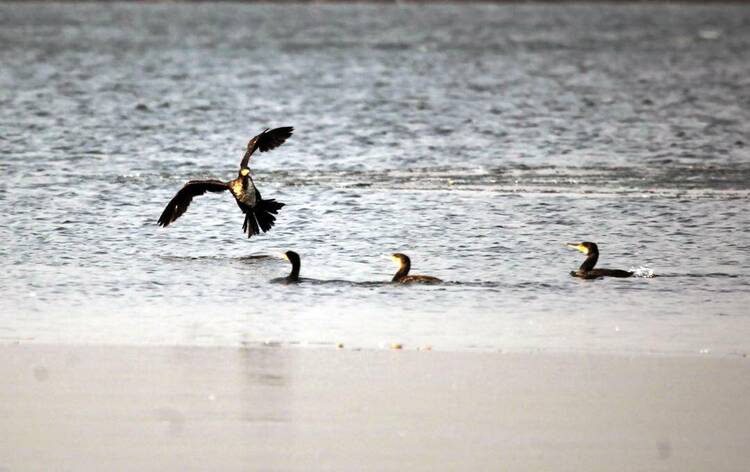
xmin=242 ymin=211 xmax=260 ymax=237
xmin=399 ymin=275 xmax=443 ymax=285
xmin=257 ymin=126 xmax=294 ymax=152
xmin=240 ymin=126 xmax=294 ymax=168
xmin=238 ymin=191 xmax=286 ymax=238
xmin=157 ymin=179 xmax=228 ymax=227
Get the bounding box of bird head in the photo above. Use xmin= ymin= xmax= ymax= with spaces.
xmin=391 ymin=253 xmax=411 ymax=268
xmin=280 ymin=250 xmax=300 ymax=266
xmin=566 ymin=242 xmax=598 ymax=255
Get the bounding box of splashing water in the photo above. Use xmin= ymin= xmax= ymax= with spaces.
xmin=631 ymin=267 xmax=656 ymax=278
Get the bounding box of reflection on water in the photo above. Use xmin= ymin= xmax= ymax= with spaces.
xmin=237 ymin=347 xmax=291 ymax=424
xmin=1 ymin=3 xmax=749 ymax=355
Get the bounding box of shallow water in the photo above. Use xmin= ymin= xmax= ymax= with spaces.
xmin=1 ymin=3 xmax=749 ymax=354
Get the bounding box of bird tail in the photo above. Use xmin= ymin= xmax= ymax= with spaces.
xmin=242 ymin=198 xmax=285 ymax=237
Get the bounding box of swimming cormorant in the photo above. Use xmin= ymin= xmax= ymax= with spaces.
xmin=566 ymin=242 xmax=634 ymax=279
xmin=272 ymin=250 xmax=301 ymax=284
xmin=390 ymin=253 xmax=442 ymax=284
xmin=157 ymin=127 xmax=293 ymax=238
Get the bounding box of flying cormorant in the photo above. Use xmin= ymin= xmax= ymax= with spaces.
xmin=158 ymin=127 xmax=293 ymax=238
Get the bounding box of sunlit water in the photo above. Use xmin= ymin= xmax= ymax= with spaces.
xmin=2 ymin=3 xmax=749 ymax=355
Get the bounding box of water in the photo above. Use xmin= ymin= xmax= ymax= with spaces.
xmin=1 ymin=3 xmax=749 ymax=355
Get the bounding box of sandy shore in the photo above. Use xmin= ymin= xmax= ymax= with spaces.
xmin=1 ymin=344 xmax=749 ymax=471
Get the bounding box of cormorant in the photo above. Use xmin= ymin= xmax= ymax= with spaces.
xmin=158 ymin=126 xmax=293 ymax=238
xmin=566 ymin=242 xmax=634 ymax=279
xmin=390 ymin=253 xmax=442 ymax=284
xmin=272 ymin=250 xmax=301 ymax=284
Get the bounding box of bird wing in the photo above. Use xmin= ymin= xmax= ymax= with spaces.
xmin=157 ymin=179 xmax=229 ymax=227
xmin=239 ymin=126 xmax=294 ymax=168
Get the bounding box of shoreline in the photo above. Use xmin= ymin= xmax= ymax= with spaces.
xmin=3 ymin=338 xmax=748 ymax=359
xmin=3 ymin=342 xmax=749 ymax=470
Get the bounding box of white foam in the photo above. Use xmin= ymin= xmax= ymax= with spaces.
xmin=631 ymin=266 xmax=656 ymax=278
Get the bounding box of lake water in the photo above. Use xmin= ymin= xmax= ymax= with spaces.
xmin=2 ymin=3 xmax=749 ymax=355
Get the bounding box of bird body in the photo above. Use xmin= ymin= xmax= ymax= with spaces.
xmin=397 ymin=275 xmax=443 ymax=284
xmin=566 ymin=242 xmax=634 ymax=279
xmin=229 ymin=172 xmax=257 ymax=208
xmin=570 ymin=268 xmax=634 ymax=279
xmin=158 ymin=127 xmax=292 ymax=238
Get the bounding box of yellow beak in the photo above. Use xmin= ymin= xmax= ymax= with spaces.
xmin=565 ymin=243 xmax=588 ymax=254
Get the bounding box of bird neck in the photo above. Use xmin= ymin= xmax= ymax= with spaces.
xmin=289 ymin=260 xmax=300 ymax=281
xmin=392 ymin=260 xmax=410 ymax=282
xmin=236 ymin=170 xmax=251 ymax=184
xmin=579 ymin=252 xmax=599 ymax=272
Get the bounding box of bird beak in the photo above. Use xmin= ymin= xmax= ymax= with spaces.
xmin=383 ymin=254 xmax=402 ymax=265
xmin=565 ymin=243 xmax=588 ymax=254
xmin=276 ymin=252 xmax=289 ymax=261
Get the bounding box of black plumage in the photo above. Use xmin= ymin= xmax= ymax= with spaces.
xmin=157 ymin=127 xmax=292 ymax=238
xmin=390 ymin=253 xmax=442 ymax=284
xmin=271 ymin=250 xmax=302 ymax=284
xmin=566 ymin=242 xmax=634 ymax=279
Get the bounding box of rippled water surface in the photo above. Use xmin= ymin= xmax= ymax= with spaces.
xmin=2 ymin=3 xmax=749 ymax=354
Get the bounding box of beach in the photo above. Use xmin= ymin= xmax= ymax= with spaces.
xmin=2 ymin=343 xmax=749 ymax=471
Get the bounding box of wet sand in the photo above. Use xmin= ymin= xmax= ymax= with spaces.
xmin=1 ymin=344 xmax=749 ymax=471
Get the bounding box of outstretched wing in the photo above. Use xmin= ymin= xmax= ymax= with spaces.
xmin=239 ymin=126 xmax=294 ymax=168
xmin=157 ymin=179 xmax=229 ymax=227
